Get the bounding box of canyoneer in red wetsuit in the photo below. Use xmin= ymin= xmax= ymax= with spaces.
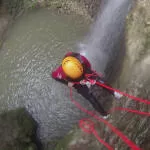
xmin=51 ymin=52 xmax=122 ymax=117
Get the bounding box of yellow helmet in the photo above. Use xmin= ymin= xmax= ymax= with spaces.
xmin=62 ymin=56 xmax=84 ymax=79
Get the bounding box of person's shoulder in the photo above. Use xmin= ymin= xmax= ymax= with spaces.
xmin=81 ymin=56 xmax=91 ymax=67
xmin=65 ymin=52 xmax=73 ymax=57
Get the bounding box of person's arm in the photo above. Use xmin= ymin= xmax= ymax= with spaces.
xmin=53 ymin=77 xmax=68 ymax=85
xmin=51 ymin=66 xmax=68 ymax=85
xmin=97 ymin=78 xmax=122 ymax=99
xmin=52 ymin=65 xmax=76 ymax=87
xmin=94 ymin=75 xmax=113 ymax=94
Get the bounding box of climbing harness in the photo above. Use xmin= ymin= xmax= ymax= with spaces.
xmin=68 ymin=72 xmax=150 ymax=150
xmin=80 ymin=79 xmax=96 ymax=88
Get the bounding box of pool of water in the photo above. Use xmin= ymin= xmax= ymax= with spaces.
xmin=0 ymin=8 xmax=93 ymax=141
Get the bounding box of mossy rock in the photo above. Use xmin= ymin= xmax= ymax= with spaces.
xmin=54 ymin=122 xmax=102 ymax=150
xmin=54 ymin=131 xmax=75 ymax=150
xmin=0 ymin=108 xmax=39 ymax=150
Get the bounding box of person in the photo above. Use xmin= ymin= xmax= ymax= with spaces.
xmin=51 ymin=52 xmax=122 ymax=117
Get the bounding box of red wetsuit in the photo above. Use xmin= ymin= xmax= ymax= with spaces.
xmin=51 ymin=52 xmax=114 ymax=116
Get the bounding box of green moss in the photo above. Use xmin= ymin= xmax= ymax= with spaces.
xmin=0 ymin=108 xmax=38 ymax=150
xmin=144 ymin=30 xmax=150 ymax=50
xmin=54 ymin=132 xmax=74 ymax=150
xmin=25 ymin=0 xmax=39 ymax=9
xmin=54 ymin=126 xmax=79 ymax=150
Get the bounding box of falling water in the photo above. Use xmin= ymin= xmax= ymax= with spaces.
xmin=78 ymin=0 xmax=132 ymax=81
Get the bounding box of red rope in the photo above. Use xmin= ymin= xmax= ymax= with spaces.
xmin=70 ymin=88 xmax=141 ymax=150
xmin=79 ymin=119 xmax=95 ymax=134
xmin=93 ymin=129 xmax=114 ymax=150
xmin=68 ymin=73 xmax=150 ymax=149
xmin=74 ymin=76 xmax=150 ymax=106
xmin=95 ymin=81 xmax=150 ymax=105
xmin=79 ymin=119 xmax=114 ymax=150
xmin=109 ymin=107 xmax=150 ymax=116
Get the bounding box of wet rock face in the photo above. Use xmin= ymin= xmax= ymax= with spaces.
xmin=2 ymin=0 xmax=24 ymax=17
xmin=115 ymin=0 xmax=150 ymax=149
xmin=71 ymin=0 xmax=101 ymax=18
xmin=2 ymin=0 xmax=101 ymax=19
xmin=0 ymin=4 xmax=10 ymax=48
xmin=54 ymin=120 xmax=102 ymax=150
xmin=54 ymin=0 xmax=150 ymax=149
xmin=0 ymin=108 xmax=39 ymax=150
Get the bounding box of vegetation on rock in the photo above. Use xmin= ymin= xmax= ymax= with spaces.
xmin=0 ymin=108 xmax=40 ymax=150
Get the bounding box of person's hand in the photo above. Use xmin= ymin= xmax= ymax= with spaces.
xmin=114 ymin=91 xmax=123 ymax=99
xmin=68 ymin=82 xmax=74 ymax=87
xmin=57 ymin=73 xmax=62 ymax=79
xmin=103 ymin=114 xmax=110 ymax=119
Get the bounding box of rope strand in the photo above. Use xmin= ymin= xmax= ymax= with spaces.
xmin=68 ymin=73 xmax=149 ymax=149
xmin=70 ymin=88 xmax=141 ymax=150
